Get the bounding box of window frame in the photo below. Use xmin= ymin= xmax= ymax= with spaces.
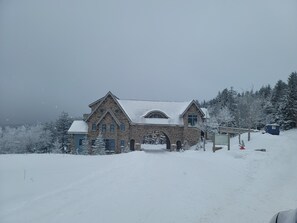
xmin=120 ymin=123 xmax=125 ymax=132
xmin=101 ymin=124 xmax=106 ymax=133
xmin=110 ymin=124 xmax=115 ymax=133
xmin=188 ymin=114 xmax=198 ymax=127
xmin=92 ymin=123 xmax=97 ymax=131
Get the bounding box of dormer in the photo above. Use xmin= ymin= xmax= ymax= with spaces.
xmin=144 ymin=110 xmax=169 ymax=119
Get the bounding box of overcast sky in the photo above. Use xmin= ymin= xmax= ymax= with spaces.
xmin=0 ymin=0 xmax=297 ymax=125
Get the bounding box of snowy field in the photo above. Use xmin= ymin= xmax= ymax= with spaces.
xmin=0 ymin=130 xmax=297 ymax=223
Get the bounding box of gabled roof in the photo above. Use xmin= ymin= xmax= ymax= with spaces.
xmin=88 ymin=91 xmax=119 ymax=108
xmin=86 ymin=91 xmax=131 ymax=123
xmin=96 ymin=109 xmax=121 ymax=126
xmin=68 ymin=120 xmax=88 ymax=134
xmin=117 ymin=99 xmax=191 ymax=125
xmin=180 ymin=100 xmax=205 ymax=118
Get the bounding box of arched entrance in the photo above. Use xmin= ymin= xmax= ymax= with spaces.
xmin=130 ymin=139 xmax=135 ymax=151
xmin=142 ymin=130 xmax=171 ymax=150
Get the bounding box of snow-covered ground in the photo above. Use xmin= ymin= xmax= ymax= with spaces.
xmin=0 ymin=130 xmax=296 ymax=223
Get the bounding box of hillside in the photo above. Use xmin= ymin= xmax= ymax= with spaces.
xmin=0 ymin=130 xmax=296 ymax=223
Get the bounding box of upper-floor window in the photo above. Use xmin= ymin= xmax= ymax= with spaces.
xmin=145 ymin=110 xmax=168 ymax=119
xmin=92 ymin=123 xmax=97 ymax=131
xmin=188 ymin=114 xmax=198 ymax=127
xmin=120 ymin=123 xmax=125 ymax=132
xmin=101 ymin=124 xmax=106 ymax=133
xmin=110 ymin=124 xmax=115 ymax=133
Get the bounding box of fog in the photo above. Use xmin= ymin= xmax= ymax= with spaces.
xmin=0 ymin=0 xmax=296 ymax=125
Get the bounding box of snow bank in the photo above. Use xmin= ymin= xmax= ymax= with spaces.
xmin=0 ymin=130 xmax=296 ymax=223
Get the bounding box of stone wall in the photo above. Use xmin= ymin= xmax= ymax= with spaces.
xmin=182 ymin=103 xmax=202 ymax=145
xmin=87 ymin=94 xmax=130 ymax=153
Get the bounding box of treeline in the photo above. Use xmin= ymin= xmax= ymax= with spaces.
xmin=0 ymin=112 xmax=73 ymax=154
xmin=1 ymin=72 xmax=296 ymax=154
xmin=203 ymin=72 xmax=297 ymax=130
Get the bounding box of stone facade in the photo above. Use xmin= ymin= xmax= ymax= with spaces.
xmin=69 ymin=92 xmax=205 ymax=154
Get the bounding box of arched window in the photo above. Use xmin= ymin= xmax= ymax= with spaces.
xmin=144 ymin=110 xmax=169 ymax=119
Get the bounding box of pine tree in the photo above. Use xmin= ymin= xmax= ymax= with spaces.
xmin=55 ymin=112 xmax=73 ymax=153
xmin=270 ymin=80 xmax=288 ymax=125
xmin=81 ymin=136 xmax=89 ymax=155
xmin=93 ymin=132 xmax=106 ymax=155
xmin=283 ymin=72 xmax=297 ymax=129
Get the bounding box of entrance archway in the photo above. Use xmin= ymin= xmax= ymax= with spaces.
xmin=142 ymin=130 xmax=171 ymax=150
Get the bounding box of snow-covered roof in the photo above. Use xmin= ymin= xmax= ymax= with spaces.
xmin=266 ymin=123 xmax=279 ymax=126
xmin=117 ymin=99 xmax=191 ymax=125
xmin=68 ymin=120 xmax=88 ymax=134
xmin=201 ymin=108 xmax=210 ymax=119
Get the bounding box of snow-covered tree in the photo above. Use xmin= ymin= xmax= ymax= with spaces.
xmin=216 ymin=106 xmax=234 ymax=127
xmin=93 ymin=132 xmax=106 ymax=155
xmin=282 ymin=72 xmax=297 ymax=129
xmin=268 ymin=80 xmax=288 ymax=125
xmin=55 ymin=112 xmax=73 ymax=153
xmin=0 ymin=124 xmax=52 ymax=154
xmin=81 ymin=136 xmax=89 ymax=155
xmin=52 ymin=139 xmax=62 ymax=153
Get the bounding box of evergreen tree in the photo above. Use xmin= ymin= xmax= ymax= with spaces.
xmin=271 ymin=80 xmax=288 ymax=125
xmin=283 ymin=72 xmax=297 ymax=129
xmin=55 ymin=112 xmax=73 ymax=153
xmin=52 ymin=139 xmax=62 ymax=153
xmin=93 ymin=132 xmax=106 ymax=155
xmin=81 ymin=135 xmax=89 ymax=155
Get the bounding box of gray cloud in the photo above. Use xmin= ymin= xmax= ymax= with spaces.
xmin=0 ymin=0 xmax=296 ymax=125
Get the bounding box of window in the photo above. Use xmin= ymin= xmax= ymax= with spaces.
xmin=145 ymin=111 xmax=168 ymax=119
xmin=120 ymin=123 xmax=125 ymax=132
xmin=110 ymin=124 xmax=115 ymax=133
xmin=120 ymin=140 xmax=125 ymax=147
xmin=79 ymin=139 xmax=83 ymax=146
xmin=104 ymin=139 xmax=115 ymax=152
xmin=101 ymin=124 xmax=106 ymax=133
xmin=92 ymin=123 xmax=97 ymax=131
xmin=188 ymin=114 xmax=198 ymax=127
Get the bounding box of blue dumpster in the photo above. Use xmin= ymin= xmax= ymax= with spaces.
xmin=265 ymin=124 xmax=280 ymax=135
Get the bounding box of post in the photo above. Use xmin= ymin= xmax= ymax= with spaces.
xmin=248 ymin=128 xmax=251 ymax=141
xmin=203 ymin=136 xmax=206 ymax=151
xmin=228 ymin=133 xmax=230 ymax=150
xmin=212 ymin=134 xmax=215 ymax=152
xmin=238 ymin=133 xmax=241 ymax=144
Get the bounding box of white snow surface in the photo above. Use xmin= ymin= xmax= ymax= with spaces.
xmin=1 ymin=130 xmax=297 ymax=223
xmin=67 ymin=120 xmax=88 ymax=134
xmin=117 ymin=99 xmax=191 ymax=125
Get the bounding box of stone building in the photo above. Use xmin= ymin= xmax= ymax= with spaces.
xmin=68 ymin=91 xmax=205 ymax=154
